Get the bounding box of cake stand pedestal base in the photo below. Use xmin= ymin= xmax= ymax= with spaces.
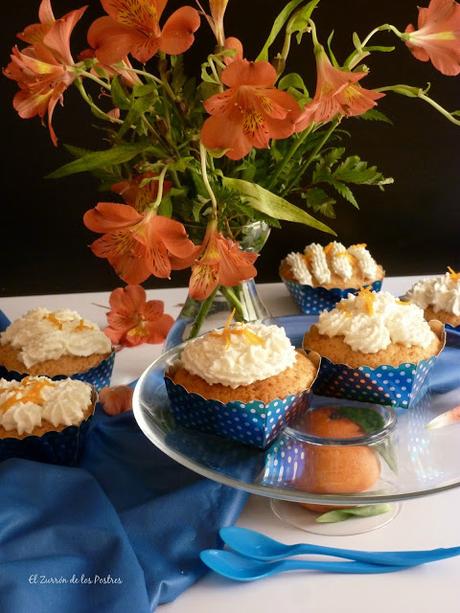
xmin=270 ymin=499 xmax=401 ymax=536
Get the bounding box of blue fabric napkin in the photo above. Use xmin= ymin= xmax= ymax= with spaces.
xmin=0 ymin=311 xmax=248 ymax=613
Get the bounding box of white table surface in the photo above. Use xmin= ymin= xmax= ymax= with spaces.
xmin=3 ymin=276 xmax=459 ymax=613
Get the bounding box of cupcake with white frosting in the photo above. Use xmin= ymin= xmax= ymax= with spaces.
xmin=0 ymin=308 xmax=113 ymax=391
xmin=405 ymin=269 xmax=460 ymax=329
xmin=165 ymin=322 xmax=320 ymax=448
xmin=0 ymin=376 xmax=95 ymax=464
xmin=303 ymin=289 xmax=445 ymax=408
xmin=280 ymin=242 xmax=384 ymax=314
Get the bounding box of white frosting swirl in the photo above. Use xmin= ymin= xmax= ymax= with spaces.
xmin=317 ymin=291 xmax=436 ymax=353
xmin=328 ymin=242 xmax=353 ymax=281
xmin=0 ymin=308 xmax=112 ymax=368
xmin=304 ymin=243 xmax=331 ymax=285
xmin=406 ymin=273 xmax=460 ymax=316
xmin=284 ymin=252 xmax=313 ymax=285
xmin=180 ymin=323 xmax=297 ymax=388
xmin=348 ymin=244 xmax=378 ymax=280
xmin=284 ymin=242 xmax=379 ymax=286
xmin=0 ymin=377 xmax=92 ymax=434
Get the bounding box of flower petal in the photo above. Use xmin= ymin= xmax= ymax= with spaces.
xmin=224 ymin=36 xmax=244 ymax=64
xmin=189 ymin=262 xmax=220 ymax=300
xmin=159 ymin=6 xmax=201 ymax=55
xmin=150 ymin=216 xmax=197 ymax=258
xmin=201 ymin=113 xmax=253 ymax=160
xmin=43 ymin=5 xmax=87 ymax=65
xmin=84 ymin=203 xmax=142 ymax=233
xmin=87 ymin=16 xmax=136 ymax=64
xmin=222 ymin=59 xmax=277 ymax=88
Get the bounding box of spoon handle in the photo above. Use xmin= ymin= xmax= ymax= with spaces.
xmin=280 ymin=559 xmax=404 ymax=574
xmin=293 ymin=544 xmax=460 ymax=566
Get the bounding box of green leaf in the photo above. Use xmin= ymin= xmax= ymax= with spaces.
xmin=111 ymin=76 xmax=131 ymax=110
xmin=359 ymin=109 xmax=393 ymax=125
xmin=223 ymin=177 xmax=336 ymax=234
xmin=47 ymin=143 xmax=147 ymax=179
xmin=278 ymin=72 xmax=308 ymax=94
xmin=327 ymin=31 xmax=339 ymax=67
xmin=352 ymin=32 xmax=362 ymax=51
xmin=303 ymin=187 xmax=336 ymax=218
xmin=364 ymin=45 xmax=395 ymax=53
xmin=329 ymin=179 xmax=359 ymax=208
xmin=157 ymin=197 xmax=173 ymax=218
xmin=286 ymin=1 xmax=321 ymax=44
xmin=316 ymin=504 xmax=392 ymax=523
xmin=257 ymin=0 xmax=306 ymax=61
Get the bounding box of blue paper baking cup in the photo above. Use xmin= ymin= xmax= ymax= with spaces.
xmin=307 ymin=322 xmax=445 ymax=409
xmin=283 ymin=278 xmax=383 ymax=315
xmin=261 ymin=438 xmax=305 ymax=486
xmin=0 ymin=351 xmax=115 ymax=392
xmin=0 ymin=390 xmax=96 ymax=466
xmin=164 ymin=353 xmax=321 ymax=449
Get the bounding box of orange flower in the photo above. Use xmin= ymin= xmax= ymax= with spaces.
xmin=405 ymin=0 xmax=460 ymax=76
xmin=295 ymin=47 xmax=385 ymax=131
xmin=88 ymin=0 xmax=201 ymax=65
xmin=3 ymin=0 xmax=86 ymax=145
xmin=83 ymin=203 xmax=199 ymax=283
xmin=105 ymin=285 xmax=174 ymax=346
xmin=201 ymin=0 xmax=229 ymax=46
xmin=111 ymin=172 xmax=172 ymax=212
xmin=99 ymin=385 xmax=134 ymax=415
xmin=201 ymin=59 xmax=300 ymax=160
xmin=189 ymin=220 xmax=258 ymax=300
xmin=79 ymin=47 xmax=141 ymax=88
xmin=223 ymin=36 xmax=243 ymax=65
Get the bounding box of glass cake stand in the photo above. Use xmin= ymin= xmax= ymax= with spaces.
xmin=133 ymin=315 xmax=460 ymax=534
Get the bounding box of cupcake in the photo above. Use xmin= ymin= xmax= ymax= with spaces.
xmin=0 ymin=375 xmax=95 ymax=464
xmin=303 ymin=289 xmax=445 ymax=407
xmin=280 ymin=242 xmax=384 ymax=314
xmin=405 ymin=268 xmax=460 ymax=329
xmin=0 ymin=308 xmax=113 ymax=390
xmin=165 ymin=322 xmax=320 ymax=448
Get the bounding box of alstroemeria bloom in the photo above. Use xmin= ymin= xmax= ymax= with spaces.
xmin=223 ymin=36 xmax=243 ymax=65
xmin=99 ymin=385 xmax=134 ymax=414
xmin=189 ymin=221 xmax=258 ymax=300
xmin=201 ymin=59 xmax=301 ymax=160
xmin=104 ymin=285 xmax=174 ymax=347
xmin=88 ymin=0 xmax=200 ymax=64
xmin=405 ymin=0 xmax=460 ymax=76
xmin=205 ymin=0 xmax=229 ymax=46
xmin=111 ymin=173 xmax=172 ymax=212
xmin=79 ymin=47 xmax=141 ymax=88
xmin=3 ymin=0 xmax=86 ymax=145
xmin=83 ymin=203 xmax=199 ymax=283
xmin=295 ymin=47 xmax=385 ymax=131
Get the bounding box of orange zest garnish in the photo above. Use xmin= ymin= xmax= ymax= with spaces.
xmin=357 ymin=286 xmax=376 ymax=315
xmin=396 ymin=298 xmax=410 ymax=306
xmin=447 ymin=266 xmax=460 ymax=281
xmin=210 ymin=309 xmax=265 ymax=349
xmin=323 ymin=242 xmax=334 ymax=255
xmin=0 ymin=377 xmax=54 ymax=414
xmin=74 ymin=319 xmax=91 ymax=332
xmin=45 ymin=313 xmax=64 ymax=330
xmin=352 ymin=243 xmax=367 ymax=249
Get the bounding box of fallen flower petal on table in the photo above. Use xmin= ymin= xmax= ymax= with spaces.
xmin=99 ymin=385 xmax=133 ymax=415
xmin=105 ymin=285 xmax=174 ymax=347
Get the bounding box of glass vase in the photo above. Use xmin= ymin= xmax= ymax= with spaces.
xmin=165 ymin=222 xmax=272 ymax=349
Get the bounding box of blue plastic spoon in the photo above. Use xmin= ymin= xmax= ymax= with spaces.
xmin=220 ymin=527 xmax=460 ymax=567
xmin=200 ymin=549 xmax=406 ymax=581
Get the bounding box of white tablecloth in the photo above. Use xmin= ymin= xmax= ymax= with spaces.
xmin=3 ymin=277 xmax=458 ymax=613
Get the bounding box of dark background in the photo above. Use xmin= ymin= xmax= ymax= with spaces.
xmin=1 ymin=0 xmax=459 ymax=297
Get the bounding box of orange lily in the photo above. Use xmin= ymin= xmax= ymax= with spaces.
xmin=88 ymin=0 xmax=201 ymax=65
xmin=201 ymin=59 xmax=301 ymax=160
xmin=111 ymin=172 xmax=172 ymax=212
xmin=405 ymin=0 xmax=460 ymax=76
xmin=104 ymin=285 xmax=174 ymax=347
xmin=83 ymin=203 xmax=199 ymax=283
xmin=189 ymin=220 xmax=258 ymax=300
xmin=295 ymin=47 xmax=385 ymax=131
xmin=4 ymin=0 xmax=86 ymax=145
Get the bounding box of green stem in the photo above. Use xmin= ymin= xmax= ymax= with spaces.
xmin=267 ymin=124 xmax=313 ymax=191
xmin=220 ymin=286 xmax=245 ymax=321
xmin=78 ymin=70 xmax=112 ymax=91
xmin=376 ymin=86 xmax=460 ymax=126
xmin=188 ymin=287 xmax=219 ymax=339
xmin=152 ymin=165 xmax=169 ymax=209
xmin=74 ymin=78 xmax=123 ymax=124
xmin=200 ymin=142 xmax=218 ymax=218
xmin=124 ymin=67 xmax=163 ymax=85
xmin=282 ymin=118 xmax=340 ymax=196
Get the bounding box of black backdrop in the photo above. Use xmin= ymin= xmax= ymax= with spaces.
xmin=1 ymin=0 xmax=459 ymax=297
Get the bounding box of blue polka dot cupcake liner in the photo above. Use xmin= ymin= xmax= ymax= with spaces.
xmin=0 ymin=389 xmax=96 ymax=466
xmin=282 ymin=279 xmax=383 ymax=315
xmin=164 ymin=353 xmax=321 ymax=449
xmin=261 ymin=437 xmax=305 ymax=486
xmin=0 ymin=351 xmax=115 ymax=393
xmin=308 ymin=323 xmax=445 ymax=409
